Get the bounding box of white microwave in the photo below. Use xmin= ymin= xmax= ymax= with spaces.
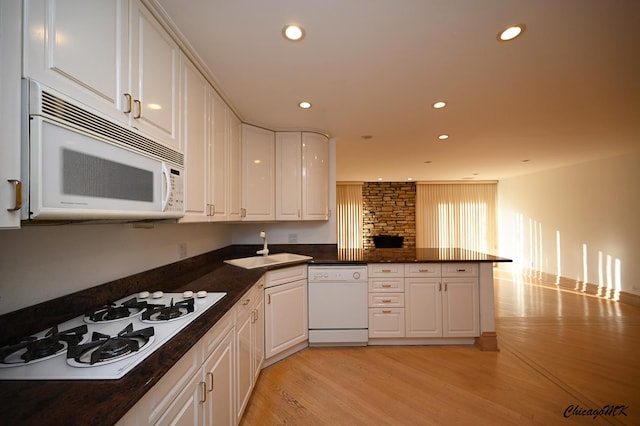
xmin=22 ymin=80 xmax=184 ymax=221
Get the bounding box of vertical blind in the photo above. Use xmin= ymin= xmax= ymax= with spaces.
xmin=336 ymin=183 xmax=363 ymax=249
xmin=416 ymin=183 xmax=497 ymax=253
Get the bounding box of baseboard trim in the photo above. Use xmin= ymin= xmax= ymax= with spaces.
xmin=495 ymin=267 xmax=640 ymax=309
xmin=474 ymin=332 xmax=499 ymax=352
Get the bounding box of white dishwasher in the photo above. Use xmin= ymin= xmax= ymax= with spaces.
xmin=308 ymin=265 xmax=368 ymax=346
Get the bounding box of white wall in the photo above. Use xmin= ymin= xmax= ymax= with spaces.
xmin=0 ymin=222 xmax=233 ymax=314
xmin=497 ymin=152 xmax=640 ymax=296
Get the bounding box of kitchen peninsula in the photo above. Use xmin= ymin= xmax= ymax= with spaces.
xmin=0 ymin=245 xmax=509 ymax=425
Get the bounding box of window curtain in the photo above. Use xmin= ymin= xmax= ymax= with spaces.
xmin=416 ymin=182 xmax=497 ymax=254
xmin=336 ymin=182 xmax=363 ymax=249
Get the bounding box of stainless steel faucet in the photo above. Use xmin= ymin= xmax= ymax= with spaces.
xmin=257 ymin=231 xmax=269 ymax=256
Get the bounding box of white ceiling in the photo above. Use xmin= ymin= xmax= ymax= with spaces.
xmin=152 ymin=0 xmax=640 ymax=182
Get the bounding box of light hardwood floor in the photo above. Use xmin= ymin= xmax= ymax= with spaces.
xmin=240 ymin=270 xmax=640 ymax=425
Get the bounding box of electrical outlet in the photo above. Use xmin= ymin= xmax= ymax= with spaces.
xmin=178 ymin=243 xmax=187 ymax=259
xmin=288 ymin=233 xmax=298 ymax=244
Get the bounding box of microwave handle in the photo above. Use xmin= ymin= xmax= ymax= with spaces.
xmin=161 ymin=163 xmax=171 ymax=212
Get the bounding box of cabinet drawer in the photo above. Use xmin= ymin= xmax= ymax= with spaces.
xmin=368 ymin=308 xmax=405 ymax=338
xmin=368 ymin=263 xmax=404 ymax=277
xmin=202 ymin=309 xmax=234 ymax=356
xmin=442 ymin=263 xmax=478 ymax=277
xmin=368 ymin=293 xmax=404 ymax=308
xmin=404 ymin=264 xmax=442 ymax=277
xmin=368 ymin=278 xmax=405 ymax=292
xmin=265 ymin=264 xmax=307 ymax=288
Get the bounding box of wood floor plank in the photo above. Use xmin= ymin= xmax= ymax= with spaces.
xmin=241 ymin=271 xmax=640 ymax=425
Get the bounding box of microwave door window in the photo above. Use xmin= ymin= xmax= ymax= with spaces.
xmin=62 ymin=149 xmax=154 ymax=202
xmin=39 ymin=120 xmax=163 ymax=217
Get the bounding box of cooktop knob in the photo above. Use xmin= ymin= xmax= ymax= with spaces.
xmin=138 ymin=291 xmax=150 ymax=299
xmin=152 ymin=291 xmax=164 ymax=299
xmin=183 ymin=290 xmax=194 ymax=298
xmin=197 ymin=290 xmax=208 ymax=298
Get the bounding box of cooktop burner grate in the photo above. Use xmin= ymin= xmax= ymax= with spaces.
xmin=85 ymin=297 xmax=148 ymax=323
xmin=67 ymin=323 xmax=154 ymax=366
xmin=0 ymin=325 xmax=88 ymax=366
xmin=142 ymin=297 xmax=195 ymax=322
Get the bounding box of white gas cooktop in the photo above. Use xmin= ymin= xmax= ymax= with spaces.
xmin=0 ymin=291 xmax=226 ymax=380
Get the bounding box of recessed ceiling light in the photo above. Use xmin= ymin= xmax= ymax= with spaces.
xmin=361 ymin=135 xmax=373 ymax=140
xmin=377 ymin=177 xmax=383 ymax=181
xmin=424 ymin=160 xmax=432 ymax=164
xmin=432 ymin=101 xmax=447 ymax=109
xmin=438 ymin=134 xmax=449 ymax=140
xmin=498 ymin=24 xmax=526 ymax=42
xmin=407 ymin=177 xmax=414 ymax=181
xmin=283 ymin=24 xmax=305 ymax=41
xmin=298 ymin=101 xmax=312 ymax=109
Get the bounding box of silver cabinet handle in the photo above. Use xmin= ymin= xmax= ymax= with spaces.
xmin=6 ymin=179 xmax=21 ymax=211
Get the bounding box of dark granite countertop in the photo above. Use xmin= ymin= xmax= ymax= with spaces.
xmin=312 ymin=247 xmax=512 ymax=264
xmin=0 ymin=244 xmax=509 ymax=425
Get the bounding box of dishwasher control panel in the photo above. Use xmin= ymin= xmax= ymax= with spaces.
xmin=308 ymin=266 xmax=368 ymax=282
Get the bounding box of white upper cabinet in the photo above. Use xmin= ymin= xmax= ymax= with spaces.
xmin=241 ymin=124 xmax=275 ymax=221
xmin=275 ymin=131 xmax=330 ymax=221
xmin=210 ymin=90 xmax=243 ymax=222
xmin=23 ymin=0 xmax=180 ymax=151
xmin=302 ymin=132 xmax=330 ymax=220
xmin=0 ymin=0 xmax=22 ymax=229
xmin=228 ymin=112 xmax=243 ymax=221
xmin=24 ymin=0 xmax=129 ymax=125
xmin=180 ymin=56 xmax=210 ymax=222
xmin=129 ymin=0 xmax=180 ymax=150
xmin=275 ymin=132 xmax=302 ymax=220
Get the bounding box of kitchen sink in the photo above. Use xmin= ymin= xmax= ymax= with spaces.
xmin=224 ymin=253 xmax=313 ymax=269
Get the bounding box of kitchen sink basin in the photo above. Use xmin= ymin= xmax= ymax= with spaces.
xmin=224 ymin=253 xmax=313 ymax=269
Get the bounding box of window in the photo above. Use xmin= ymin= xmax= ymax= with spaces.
xmin=416 ymin=183 xmax=497 ymax=253
xmin=336 ymin=183 xmax=363 ymax=249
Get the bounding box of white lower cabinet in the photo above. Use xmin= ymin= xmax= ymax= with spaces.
xmin=405 ymin=264 xmax=479 ymax=338
xmin=368 ymin=263 xmax=480 ymax=343
xmin=203 ymin=329 xmax=235 ymax=425
xmin=235 ymin=278 xmax=265 ymax=422
xmin=264 ymin=265 xmax=308 ymax=360
xmin=117 ymin=280 xmax=265 ymax=426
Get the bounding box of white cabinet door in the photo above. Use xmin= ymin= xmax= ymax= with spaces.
xmin=0 ymin=0 xmax=22 ymax=229
xmin=227 ymin=112 xmax=243 ymax=221
xmin=275 ymin=132 xmax=302 ymax=220
xmin=154 ymin=370 xmax=204 ymax=426
xmin=203 ymin=330 xmax=235 ymax=426
xmin=181 ymin=57 xmax=209 ymax=222
xmin=251 ymin=284 xmax=265 ymax=381
xmin=210 ymin=90 xmax=228 ymax=221
xmin=405 ymin=278 xmax=442 ymax=338
xmin=265 ymin=279 xmax=308 ymax=359
xmin=241 ymin=124 xmax=274 ymax=221
xmin=129 ymin=0 xmax=181 ymax=150
xmin=23 ymin=0 xmax=129 ymax=125
xmin=368 ymin=308 xmax=405 ymax=338
xmin=302 ymin=132 xmax=329 ymax=220
xmin=235 ymin=295 xmax=252 ymax=421
xmin=442 ymin=278 xmax=479 ymax=337
xmin=235 ymin=281 xmax=264 ymax=422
